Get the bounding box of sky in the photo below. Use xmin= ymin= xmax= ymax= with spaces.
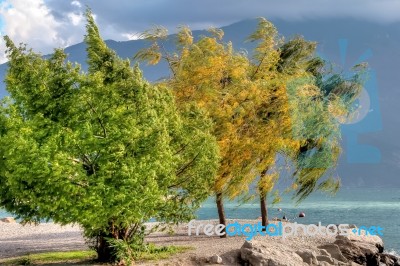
xmin=1 ymin=0 xmax=400 ymax=63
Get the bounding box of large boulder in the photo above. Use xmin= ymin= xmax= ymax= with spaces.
xmin=236 ymin=229 xmax=397 ymax=266
xmin=316 ymin=255 xmax=335 ymax=264
xmin=338 ymin=234 xmax=384 ymax=253
xmin=318 ymin=243 xmax=348 ymax=263
xmin=296 ymin=250 xmax=318 ymax=265
xmin=380 ymin=253 xmax=400 ymax=266
xmin=240 ymin=240 xmax=307 ymax=266
xmin=334 ymin=235 xmax=384 ymax=265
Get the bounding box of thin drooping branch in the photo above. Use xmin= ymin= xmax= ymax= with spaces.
xmin=87 ymin=100 xmax=107 ymax=138
xmin=160 ymin=42 xmax=177 ymax=78
xmin=250 ymin=50 xmax=269 ymax=80
xmin=174 ymin=142 xmax=190 ymax=155
xmin=168 ymin=153 xmax=201 ymax=189
xmin=176 ymin=153 xmax=200 ymax=177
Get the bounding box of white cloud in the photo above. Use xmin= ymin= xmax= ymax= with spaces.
xmin=71 ymin=1 xmax=82 ymax=8
xmin=0 ymin=0 xmax=60 ymax=62
xmin=121 ymin=32 xmax=141 ymax=41
xmin=0 ymin=0 xmax=85 ymax=63
xmin=67 ymin=12 xmax=84 ymax=26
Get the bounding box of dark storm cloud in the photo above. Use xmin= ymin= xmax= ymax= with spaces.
xmin=2 ymin=0 xmax=399 ymax=63
xmin=46 ymin=0 xmax=400 ymax=36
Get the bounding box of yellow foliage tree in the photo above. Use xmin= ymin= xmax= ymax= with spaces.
xmin=135 ymin=18 xmax=364 ymax=234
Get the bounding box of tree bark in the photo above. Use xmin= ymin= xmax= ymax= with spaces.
xmin=96 ymin=235 xmax=117 ymax=263
xmin=216 ymin=192 xmax=227 ymax=238
xmin=260 ymin=193 xmax=268 ymax=231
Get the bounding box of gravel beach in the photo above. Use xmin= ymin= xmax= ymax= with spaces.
xmin=0 ymin=219 xmax=340 ymax=265
xmin=0 ymin=222 xmax=87 ymax=259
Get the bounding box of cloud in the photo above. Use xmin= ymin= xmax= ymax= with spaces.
xmin=71 ymin=0 xmax=81 ymax=8
xmin=2 ymin=0 xmax=400 ymax=63
xmin=0 ymin=0 xmax=85 ymax=63
xmin=0 ymin=0 xmax=58 ymax=62
xmin=52 ymin=0 xmax=400 ymax=31
xmin=48 ymin=0 xmax=400 ymax=47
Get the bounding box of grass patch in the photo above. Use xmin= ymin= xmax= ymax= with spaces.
xmin=0 ymin=245 xmax=191 ymax=265
xmin=0 ymin=250 xmax=96 ymax=265
xmin=135 ymin=245 xmax=192 ymax=261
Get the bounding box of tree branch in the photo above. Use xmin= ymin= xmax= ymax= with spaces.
xmin=86 ymin=100 xmax=107 ymax=138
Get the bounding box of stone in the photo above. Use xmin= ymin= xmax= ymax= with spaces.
xmin=209 ymin=254 xmax=223 ymax=264
xmin=318 ymin=243 xmax=348 ymax=262
xmin=240 ymin=240 xmax=307 ymax=266
xmin=319 ymin=249 xmax=331 ymax=257
xmin=337 ymin=233 xmax=384 ymax=252
xmin=236 ymin=234 xmax=393 ymax=266
xmin=225 ymin=256 xmax=236 ymax=264
xmin=380 ymin=253 xmax=400 ymax=266
xmin=296 ymin=250 xmax=318 ymax=265
xmin=334 ymin=234 xmax=385 ymax=266
xmin=316 ymin=255 xmax=335 ymax=264
xmin=0 ymin=217 xmax=16 ymax=223
xmin=318 ymin=262 xmax=332 ymax=266
xmin=334 ymin=238 xmax=367 ymax=265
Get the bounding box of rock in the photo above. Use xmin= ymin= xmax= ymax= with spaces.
xmin=318 ymin=262 xmax=332 ymax=266
xmin=296 ymin=250 xmax=318 ymax=265
xmin=241 ymin=241 xmax=269 ymax=266
xmin=380 ymin=254 xmax=394 ymax=265
xmin=237 ymin=232 xmax=390 ymax=266
xmin=316 ymin=255 xmax=335 ymax=264
xmin=334 ymin=235 xmax=385 ymax=265
xmin=240 ymin=240 xmax=307 ymax=266
xmin=209 ymin=254 xmax=223 ymax=264
xmin=337 ymin=233 xmax=384 ymax=252
xmin=225 ymin=256 xmax=236 ymax=264
xmin=334 ymin=237 xmax=368 ymax=265
xmin=365 ymin=253 xmax=380 ymax=266
xmin=242 ymin=240 xmax=254 ymax=250
xmin=319 ymin=249 xmax=331 ymax=257
xmin=0 ymin=217 xmax=16 ymax=223
xmin=380 ymin=253 xmax=400 ymax=266
xmin=318 ymin=244 xmax=348 ymax=262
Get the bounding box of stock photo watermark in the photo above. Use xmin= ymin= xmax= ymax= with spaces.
xmin=188 ymin=220 xmax=384 ymax=241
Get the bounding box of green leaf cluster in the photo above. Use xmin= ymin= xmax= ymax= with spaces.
xmin=0 ymin=10 xmax=219 ymax=261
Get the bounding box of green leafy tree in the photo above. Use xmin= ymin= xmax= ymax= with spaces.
xmin=0 ymin=11 xmax=219 ymax=263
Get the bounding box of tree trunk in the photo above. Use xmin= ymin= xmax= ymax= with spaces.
xmin=96 ymin=235 xmax=117 ymax=263
xmin=216 ymin=192 xmax=227 ymax=238
xmin=260 ymin=193 xmax=268 ymax=231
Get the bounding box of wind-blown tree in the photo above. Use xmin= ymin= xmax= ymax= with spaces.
xmin=135 ymin=21 xmax=287 ymax=235
xmin=135 ymin=18 xmax=364 ymax=232
xmin=247 ymin=26 xmax=364 ymax=226
xmin=0 ymin=11 xmax=219 ymax=263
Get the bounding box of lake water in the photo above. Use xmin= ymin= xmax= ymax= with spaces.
xmin=1 ymin=187 xmax=399 ymax=254
xmin=196 ymin=187 xmax=400 ymax=254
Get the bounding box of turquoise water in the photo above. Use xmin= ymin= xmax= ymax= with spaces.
xmin=196 ymin=187 xmax=400 ymax=254
xmin=1 ymin=187 xmax=399 ymax=254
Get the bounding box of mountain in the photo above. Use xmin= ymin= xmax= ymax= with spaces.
xmin=1 ymin=18 xmax=399 ymax=187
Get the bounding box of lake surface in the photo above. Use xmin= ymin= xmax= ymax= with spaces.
xmin=196 ymin=187 xmax=400 ymax=254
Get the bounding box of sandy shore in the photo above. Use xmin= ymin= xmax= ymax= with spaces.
xmin=0 ymin=222 xmax=87 ymax=259
xmin=0 ymin=219 xmax=341 ymax=265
